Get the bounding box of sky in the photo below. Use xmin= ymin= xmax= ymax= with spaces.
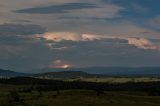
xmin=0 ymin=0 xmax=160 ymax=72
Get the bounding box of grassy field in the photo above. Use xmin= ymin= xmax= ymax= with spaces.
xmin=1 ymin=77 xmax=160 ymax=106
xmin=0 ymin=85 xmax=160 ymax=106
xmin=60 ymin=77 xmax=160 ymax=83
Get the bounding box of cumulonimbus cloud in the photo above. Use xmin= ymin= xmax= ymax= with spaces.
xmin=34 ymin=32 xmax=160 ymax=50
xmin=35 ymin=32 xmax=105 ymax=41
xmin=35 ymin=32 xmax=81 ymax=41
xmin=127 ymin=38 xmax=158 ymax=50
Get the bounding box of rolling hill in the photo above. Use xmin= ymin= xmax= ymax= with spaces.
xmin=32 ymin=67 xmax=160 ymax=77
xmin=33 ymin=71 xmax=96 ymax=79
xmin=0 ymin=69 xmax=30 ymax=77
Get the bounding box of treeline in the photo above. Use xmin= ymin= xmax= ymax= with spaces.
xmin=0 ymin=77 xmax=160 ymax=96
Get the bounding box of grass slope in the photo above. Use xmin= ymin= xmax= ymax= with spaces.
xmin=0 ymin=85 xmax=160 ymax=106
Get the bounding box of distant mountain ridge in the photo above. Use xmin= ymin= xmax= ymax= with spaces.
xmin=0 ymin=69 xmax=30 ymax=77
xmin=1 ymin=67 xmax=160 ymax=78
xmin=32 ymin=67 xmax=160 ymax=77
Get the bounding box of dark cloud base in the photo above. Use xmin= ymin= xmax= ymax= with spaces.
xmin=1 ymin=35 xmax=160 ymax=72
xmin=0 ymin=23 xmax=46 ymax=36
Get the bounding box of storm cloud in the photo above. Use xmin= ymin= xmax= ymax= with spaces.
xmin=0 ymin=23 xmax=46 ymax=36
xmin=0 ymin=0 xmax=160 ymax=72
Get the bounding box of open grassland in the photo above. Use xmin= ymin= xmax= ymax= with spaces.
xmin=0 ymin=85 xmax=160 ymax=106
xmin=1 ymin=77 xmax=160 ymax=106
xmin=62 ymin=77 xmax=160 ymax=83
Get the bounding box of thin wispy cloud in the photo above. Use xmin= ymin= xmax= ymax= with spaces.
xmin=14 ymin=3 xmax=98 ymax=14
